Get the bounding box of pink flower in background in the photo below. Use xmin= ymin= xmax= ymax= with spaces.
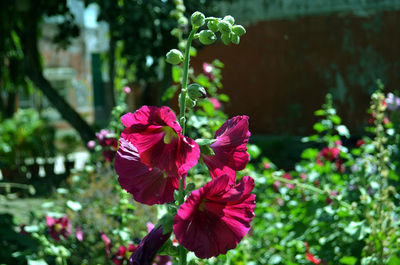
xmin=115 ymin=138 xmax=179 ymax=205
xmin=75 ymin=226 xmax=83 ymax=242
xmin=321 ymin=147 xmax=340 ymax=161
xmin=305 ymin=242 xmax=321 ymax=264
xmin=282 ymin=172 xmax=294 ymax=189
xmin=202 ymin=62 xmax=215 ymax=80
xmin=129 ymin=225 xmax=171 ymax=265
xmin=87 ymin=140 xmax=96 ymax=150
xmin=46 ymin=215 xmax=71 ymax=241
xmin=100 ymin=230 xmax=112 ymax=257
xmin=356 ymin=139 xmax=365 ymax=147
xmin=120 ymin=106 xmax=200 ymax=179
xmin=123 ymin=86 xmax=131 ymax=94
xmin=173 ymin=174 xmax=256 ymax=259
xmin=300 ymin=173 xmax=307 ymax=181
xmin=112 ymin=245 xmax=127 ymax=265
xmin=202 ymin=116 xmax=250 ymax=184
xmin=96 ymin=129 xmax=118 ymax=161
xmin=209 ymin=97 xmax=221 ymax=110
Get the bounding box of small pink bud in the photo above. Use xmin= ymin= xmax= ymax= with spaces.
xmin=87 ymin=140 xmax=96 ymax=150
xmin=123 ymin=86 xmax=131 ymax=94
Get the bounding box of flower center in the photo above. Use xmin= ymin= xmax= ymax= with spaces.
xmin=54 ymin=223 xmax=62 ymax=232
xmin=162 ymin=126 xmax=177 ymax=144
xmin=198 ymin=199 xmax=207 ymax=211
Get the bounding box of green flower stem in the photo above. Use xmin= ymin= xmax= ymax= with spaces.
xmin=177 ymin=27 xmax=198 ymax=265
xmin=271 ymin=175 xmax=351 ymax=209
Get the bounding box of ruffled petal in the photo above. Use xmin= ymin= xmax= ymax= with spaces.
xmin=203 ymin=116 xmax=250 ymax=182
xmin=114 ymin=138 xmax=178 ymax=205
xmin=120 ymin=106 xmax=199 ymax=178
xmin=173 ymin=175 xmax=256 ymax=259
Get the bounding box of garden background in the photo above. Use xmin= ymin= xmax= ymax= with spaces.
xmin=1 ymin=0 xmax=400 ymax=264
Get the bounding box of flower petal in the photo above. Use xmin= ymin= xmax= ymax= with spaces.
xmin=114 ymin=138 xmax=179 ymax=205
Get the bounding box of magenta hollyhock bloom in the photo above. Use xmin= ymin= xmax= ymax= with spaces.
xmin=46 ymin=215 xmax=71 ymax=241
xmin=202 ymin=116 xmax=250 ymax=183
xmin=119 ymin=106 xmax=200 ymax=179
xmin=129 ymin=225 xmax=171 ymax=265
xmin=209 ymin=98 xmax=221 ymax=110
xmin=173 ymin=174 xmax=256 ymax=259
xmin=115 ymin=138 xmax=179 ymax=205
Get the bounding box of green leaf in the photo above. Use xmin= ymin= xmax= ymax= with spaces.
xmin=314 ymin=109 xmax=325 ymax=116
xmin=195 ymin=138 xmax=217 ymax=146
xmin=388 ymin=255 xmax=400 ymax=265
xmin=219 ymin=93 xmax=230 ymax=102
xmin=331 ymin=115 xmax=342 ymax=124
xmin=313 ymin=122 xmax=325 ymax=133
xmin=202 ymin=101 xmax=215 ymax=116
xmin=162 ymin=85 xmax=178 ymax=102
xmin=248 ymin=144 xmax=261 ymax=159
xmin=172 ymin=66 xmax=181 ymax=83
xmin=195 ymin=74 xmax=211 ymax=88
xmin=339 ymin=256 xmax=357 ymax=265
xmin=301 ymin=148 xmax=318 ymax=159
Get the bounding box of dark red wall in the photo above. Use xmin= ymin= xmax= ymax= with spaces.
xmin=191 ymin=11 xmax=400 ymax=135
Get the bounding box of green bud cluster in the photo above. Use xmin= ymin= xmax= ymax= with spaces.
xmin=191 ymin=13 xmax=246 ymax=46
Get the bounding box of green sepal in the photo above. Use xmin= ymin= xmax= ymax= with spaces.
xmin=195 ymin=138 xmax=217 ymax=146
xmin=199 ymin=144 xmax=215 ymax=156
xmin=223 ymin=15 xmax=235 ymax=25
xmin=217 ymin=20 xmax=232 ymax=33
xmin=231 ymin=33 xmax=240 ymax=44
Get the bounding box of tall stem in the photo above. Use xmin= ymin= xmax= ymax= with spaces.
xmin=177 ymin=27 xmax=198 ymax=265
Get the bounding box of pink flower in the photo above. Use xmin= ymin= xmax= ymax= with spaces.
xmin=46 ymin=215 xmax=71 ymax=241
xmin=76 ymin=226 xmax=83 ymax=241
xmin=321 ymin=147 xmax=340 ymax=161
xmin=335 ymin=159 xmax=345 ymax=173
xmin=129 ymin=225 xmax=171 ymax=265
xmin=356 ymin=139 xmax=365 ymax=147
xmin=173 ymin=174 xmax=256 ymax=259
xmin=87 ymin=140 xmax=96 ymax=150
xmin=100 ymin=231 xmax=112 ymax=257
xmin=300 ymin=173 xmax=307 ymax=181
xmin=282 ymin=173 xmax=294 ymax=189
xmin=305 ymin=242 xmax=321 ymax=264
xmin=123 ymin=86 xmax=131 ymax=94
xmin=202 ymin=62 xmax=215 ymax=80
xmin=119 ymin=106 xmax=200 ymax=179
xmin=114 ymin=138 xmax=179 ymax=205
xmin=202 ymin=116 xmax=250 ymax=184
xmin=112 ymin=245 xmax=127 ymax=265
xmin=209 ymin=98 xmax=221 ymax=110
xmin=263 ymin=162 xmax=271 ymax=169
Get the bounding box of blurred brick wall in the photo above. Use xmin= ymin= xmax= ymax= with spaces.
xmin=191 ymin=11 xmax=400 ymax=135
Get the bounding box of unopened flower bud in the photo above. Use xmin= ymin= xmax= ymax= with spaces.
xmin=188 ymin=83 xmax=206 ymax=99
xmin=166 ymin=49 xmax=184 ymax=65
xmin=176 ymin=4 xmax=185 ymax=12
xmin=207 ymin=20 xmax=219 ymax=32
xmin=198 ymin=30 xmax=217 ymax=45
xmin=178 ymin=16 xmax=188 ymax=26
xmin=191 ymin=11 xmax=205 ymax=28
xmin=221 ymin=32 xmax=231 ymax=45
xmin=186 ymin=96 xmax=196 ymax=108
xmin=223 ymin=15 xmax=235 ymax=25
xmin=231 ymin=33 xmax=240 ymax=45
xmin=232 ymin=25 xmax=246 ymax=36
xmin=218 ymin=20 xmax=232 ymax=33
